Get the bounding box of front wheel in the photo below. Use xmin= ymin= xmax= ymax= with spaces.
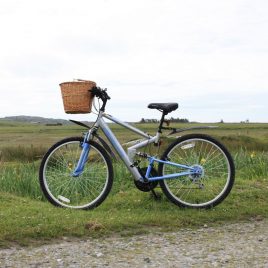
xmin=158 ymin=134 xmax=235 ymax=209
xmin=39 ymin=137 xmax=113 ymax=209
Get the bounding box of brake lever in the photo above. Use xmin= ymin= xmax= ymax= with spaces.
xmin=102 ymin=88 xmax=111 ymax=100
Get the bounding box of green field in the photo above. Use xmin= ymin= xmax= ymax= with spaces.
xmin=1 ymin=120 xmax=268 ymax=160
xmin=0 ymin=120 xmax=268 ymax=247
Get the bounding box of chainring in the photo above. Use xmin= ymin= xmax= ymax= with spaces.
xmin=134 ymin=167 xmax=158 ymax=192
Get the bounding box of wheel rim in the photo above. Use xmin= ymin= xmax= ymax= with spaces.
xmin=42 ymin=140 xmax=109 ymax=209
xmin=162 ymin=138 xmax=231 ymax=207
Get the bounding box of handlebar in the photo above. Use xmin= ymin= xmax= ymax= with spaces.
xmin=90 ymin=86 xmax=110 ymax=112
xmin=90 ymin=86 xmax=111 ymax=101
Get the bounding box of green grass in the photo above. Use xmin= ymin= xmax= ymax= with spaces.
xmin=234 ymin=150 xmax=268 ymax=179
xmin=1 ymin=176 xmax=268 ymax=248
xmin=0 ymin=152 xmax=268 ymax=248
xmin=1 ymin=149 xmax=267 ymax=200
xmin=0 ymin=145 xmax=46 ymax=162
xmin=1 ymin=121 xmax=268 ymax=247
xmin=1 ymin=121 xmax=268 ymax=152
xmin=0 ymin=162 xmax=43 ymax=200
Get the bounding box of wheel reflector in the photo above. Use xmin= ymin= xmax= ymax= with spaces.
xmin=58 ymin=195 xmax=70 ymax=203
xmin=181 ymin=143 xmax=195 ymax=150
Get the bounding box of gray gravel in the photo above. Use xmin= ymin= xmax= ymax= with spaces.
xmin=1 ymin=219 xmax=268 ymax=267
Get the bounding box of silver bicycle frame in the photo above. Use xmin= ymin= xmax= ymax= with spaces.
xmin=89 ymin=111 xmax=161 ymax=181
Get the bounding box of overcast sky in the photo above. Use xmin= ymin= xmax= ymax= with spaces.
xmin=0 ymin=0 xmax=267 ymax=122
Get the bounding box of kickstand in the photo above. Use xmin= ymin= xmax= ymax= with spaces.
xmin=150 ymin=189 xmax=161 ymax=200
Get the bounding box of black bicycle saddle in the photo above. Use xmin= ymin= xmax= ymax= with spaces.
xmin=148 ymin=103 xmax=178 ymax=114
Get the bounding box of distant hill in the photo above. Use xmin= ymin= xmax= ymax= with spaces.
xmin=0 ymin=116 xmax=71 ymax=125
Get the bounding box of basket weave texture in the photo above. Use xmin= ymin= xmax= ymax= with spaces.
xmin=60 ymin=81 xmax=96 ymax=114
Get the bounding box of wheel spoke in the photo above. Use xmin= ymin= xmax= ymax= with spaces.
xmin=40 ymin=138 xmax=113 ymax=209
xmin=160 ymin=135 xmax=234 ymax=208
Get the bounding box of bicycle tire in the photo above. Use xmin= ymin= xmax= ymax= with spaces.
xmin=158 ymin=134 xmax=235 ymax=209
xmin=39 ymin=137 xmax=113 ymax=209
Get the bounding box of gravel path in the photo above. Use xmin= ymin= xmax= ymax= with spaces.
xmin=1 ymin=219 xmax=268 ymax=267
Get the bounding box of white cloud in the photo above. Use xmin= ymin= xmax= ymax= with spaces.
xmin=0 ymin=0 xmax=267 ymax=122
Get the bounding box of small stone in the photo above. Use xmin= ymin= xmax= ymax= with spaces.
xmin=144 ymin=257 xmax=151 ymax=263
xmin=96 ymin=252 xmax=103 ymax=257
xmin=255 ymin=215 xmax=264 ymax=222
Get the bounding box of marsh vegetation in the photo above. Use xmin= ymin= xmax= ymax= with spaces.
xmin=0 ymin=120 xmax=268 ymax=247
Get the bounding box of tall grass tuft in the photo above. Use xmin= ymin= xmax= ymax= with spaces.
xmin=0 ymin=145 xmax=46 ymax=162
xmin=0 ymin=150 xmax=267 ymax=201
xmin=0 ymin=161 xmax=137 ymax=201
xmin=0 ymin=162 xmax=44 ymax=200
xmin=220 ymin=135 xmax=268 ymax=151
xmin=234 ymin=149 xmax=268 ymax=179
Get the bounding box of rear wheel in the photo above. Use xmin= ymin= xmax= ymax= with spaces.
xmin=158 ymin=134 xmax=235 ymax=209
xmin=39 ymin=137 xmax=113 ymax=209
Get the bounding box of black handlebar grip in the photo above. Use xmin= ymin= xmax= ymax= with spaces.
xmin=90 ymin=87 xmax=111 ymax=100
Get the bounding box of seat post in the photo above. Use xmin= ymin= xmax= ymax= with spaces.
xmin=158 ymin=111 xmax=167 ymax=133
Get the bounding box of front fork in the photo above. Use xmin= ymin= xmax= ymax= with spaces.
xmin=72 ymin=133 xmax=91 ymax=177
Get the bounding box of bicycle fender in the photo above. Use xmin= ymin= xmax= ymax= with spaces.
xmin=69 ymin=120 xmax=116 ymax=159
xmin=168 ymin=126 xmax=218 ymax=136
xmin=69 ymin=119 xmax=91 ymax=129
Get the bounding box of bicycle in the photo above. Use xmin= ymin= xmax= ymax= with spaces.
xmin=39 ymin=87 xmax=235 ymax=210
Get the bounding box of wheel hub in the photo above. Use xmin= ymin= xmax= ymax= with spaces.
xmin=189 ymin=165 xmax=204 ymax=181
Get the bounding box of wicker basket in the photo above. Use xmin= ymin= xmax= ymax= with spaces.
xmin=60 ymin=80 xmax=96 ymax=114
